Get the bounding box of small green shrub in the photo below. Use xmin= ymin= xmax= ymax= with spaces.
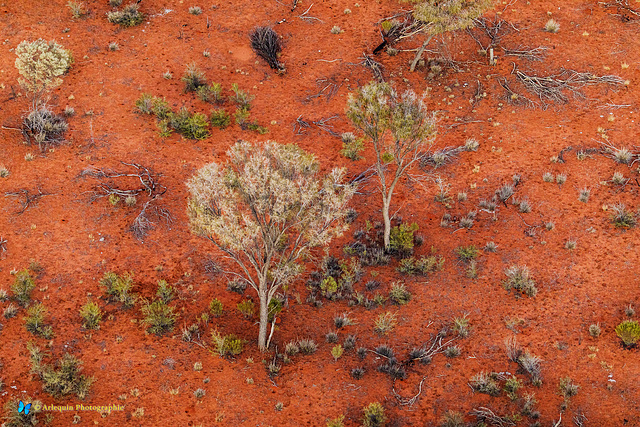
xmin=79 ymin=300 xmax=102 ymax=330
xmin=374 ymin=311 xmax=397 ymax=335
xmin=168 ymin=109 xmax=210 ymax=139
xmin=455 ymin=245 xmax=479 ymax=262
xmin=362 ymin=402 xmax=387 ymax=427
xmin=588 ymin=323 xmax=601 ymax=337
xmin=615 ymin=320 xmax=640 ymax=347
xmin=237 ymin=299 xmax=255 ymax=318
xmin=504 ymin=377 xmax=522 ymax=400
xmin=107 ymin=4 xmax=144 ymax=27
xmin=320 ymin=276 xmax=338 ymax=297
xmin=25 ymin=303 xmax=54 ymax=338
xmin=440 ymin=410 xmax=464 ymax=427
xmin=4 ymin=303 xmax=18 ymax=319
xmin=142 ymin=300 xmax=178 ymax=335
xmin=503 ymin=265 xmax=537 ymax=297
xmin=100 ymin=271 xmax=136 ymax=308
xmin=389 ymin=222 xmax=418 ymax=254
xmin=389 ymin=282 xmax=411 ymax=305
xmin=268 ymin=297 xmax=284 ymax=322
xmin=211 ymin=329 xmax=244 ymax=357
xmin=135 ymin=93 xmax=153 ymax=114
xmin=11 ymin=269 xmax=35 ymax=306
xmin=210 ymin=109 xmax=231 ymax=129
xmin=397 ymin=255 xmax=444 ymax=275
xmin=15 ymin=39 xmax=73 ymax=94
xmin=156 ymin=280 xmax=174 ymax=303
xmin=229 ymin=83 xmax=254 ymax=109
xmin=196 ymin=83 xmax=223 ymax=104
xmin=151 ymin=97 xmax=171 ymax=119
xmin=340 ymin=132 xmax=364 ymax=160
xmin=30 ymin=345 xmax=94 ymax=399
xmin=182 ymin=62 xmax=207 ymax=92
xmin=209 ymin=298 xmax=223 ymax=317
xmin=453 ymin=316 xmax=470 ymax=337
xmin=327 ymin=415 xmax=346 ymax=427
xmin=470 ymin=371 xmax=500 ymax=396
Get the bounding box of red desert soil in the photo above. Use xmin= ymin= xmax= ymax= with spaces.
xmin=0 ymin=0 xmax=639 ymax=425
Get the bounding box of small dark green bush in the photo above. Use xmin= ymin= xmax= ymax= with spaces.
xmin=25 ymin=303 xmax=54 ymax=339
xmin=237 ymin=299 xmax=255 ymax=318
xmin=79 ymin=300 xmax=102 ymax=330
xmin=135 ymin=93 xmax=153 ymax=114
xmin=151 ymin=97 xmax=171 ymax=119
xmin=503 ymin=265 xmax=537 ymax=297
xmin=229 ymin=83 xmax=254 ymax=109
xmin=107 ymin=4 xmax=144 ymax=27
xmin=196 ymin=83 xmax=224 ymax=104
xmin=100 ymin=271 xmax=136 ymax=308
xmin=611 ymin=203 xmax=636 ymax=229
xmin=11 ymin=269 xmax=35 ymax=306
xmin=172 ymin=110 xmax=210 ymax=140
xmin=210 ymin=109 xmax=231 ymax=129
xmin=297 ymin=339 xmax=318 ymax=354
xmin=156 ymin=280 xmax=174 ymax=303
xmin=470 ymin=371 xmax=500 ymax=396
xmin=340 ymin=132 xmax=364 ymax=160
xmin=389 ymin=222 xmax=419 ymax=254
xmin=615 ymin=319 xmax=640 ymax=347
xmin=182 ymin=63 xmax=207 ymax=93
xmin=142 ymin=300 xmax=178 ymax=335
xmin=455 ymin=245 xmax=480 ymax=262
xmin=397 ymin=255 xmax=444 ymax=275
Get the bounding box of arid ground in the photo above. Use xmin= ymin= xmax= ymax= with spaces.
xmin=1 ymin=0 xmax=639 ymax=425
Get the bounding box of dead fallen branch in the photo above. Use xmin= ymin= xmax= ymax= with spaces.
xmin=502 ymin=45 xmax=548 ymax=61
xmin=498 ymin=78 xmax=535 ymax=108
xmin=80 ymin=162 xmax=171 ymax=241
xmin=360 ymin=53 xmax=384 ymax=82
xmin=5 ymin=186 xmax=51 ymax=215
xmin=514 ymin=66 xmax=625 ymax=107
xmin=471 ymin=407 xmax=517 ymax=427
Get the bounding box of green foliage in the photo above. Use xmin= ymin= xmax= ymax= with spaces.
xmin=320 ymin=276 xmax=338 ymax=297
xmin=611 ymin=203 xmax=636 ymax=229
xmin=3 ymin=397 xmax=43 ymax=427
xmin=151 ymin=97 xmax=171 ymax=119
xmin=135 ymin=93 xmax=153 ymax=114
xmin=142 ymin=300 xmax=178 ymax=335
xmin=268 ymin=297 xmax=284 ymax=322
xmin=389 ymin=282 xmax=412 ymax=305
xmin=182 ymin=63 xmax=207 ymax=93
xmin=340 ymin=132 xmax=365 ymax=160
xmin=209 ymin=298 xmax=223 ymax=317
xmin=211 ymin=329 xmax=244 ymax=357
xmin=79 ymin=300 xmax=102 ymax=330
xmin=237 ymin=299 xmax=255 ymax=318
xmin=389 ymin=222 xmax=419 ymax=254
xmin=156 ymin=280 xmax=174 ymax=303
xmin=210 ymin=109 xmax=231 ymax=129
xmin=29 ymin=345 xmax=94 ymax=399
xmin=24 ymin=303 xmax=54 ymax=338
xmin=297 ymin=339 xmax=318 ymax=354
xmin=229 ymin=83 xmax=254 ymax=109
xmin=327 ymin=415 xmax=346 ymax=427
xmin=455 ymin=245 xmax=480 ymax=262
xmin=374 ymin=311 xmax=397 ymax=335
xmin=362 ymin=402 xmax=387 ymax=427
xmin=15 ymin=39 xmax=72 ymax=95
xmin=196 ymin=83 xmax=224 ymax=104
xmin=167 ymin=108 xmax=210 ymax=139
xmin=470 ymin=371 xmax=501 ymax=396
xmin=503 ymin=265 xmax=537 ymax=297
xmin=504 ymin=377 xmax=522 ymax=400
xmin=100 ymin=271 xmax=136 ymax=308
xmin=107 ymin=4 xmax=144 ymax=27
xmin=331 ymin=344 xmax=344 ymax=361
xmin=397 ymin=255 xmax=444 ymax=275
xmin=615 ymin=320 xmax=640 ymax=347
xmin=11 ymin=269 xmax=35 ymax=306
xmin=406 ymin=0 xmax=493 ymax=36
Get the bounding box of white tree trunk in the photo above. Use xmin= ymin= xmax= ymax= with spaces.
xmin=257 ymin=289 xmax=269 ymax=351
xmin=382 ymin=197 xmax=391 ymax=250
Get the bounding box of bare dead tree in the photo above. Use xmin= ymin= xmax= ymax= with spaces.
xmin=5 ymin=186 xmax=50 ymax=215
xmin=80 ymin=162 xmax=172 ymax=241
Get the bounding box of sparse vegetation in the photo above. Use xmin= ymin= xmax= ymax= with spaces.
xmin=107 ymin=4 xmax=144 ymax=27
xmin=101 ymin=271 xmax=136 ymax=308
xmin=79 ymin=300 xmax=102 ymax=329
xmin=29 ymin=343 xmax=94 ymax=399
xmin=611 ymin=203 xmax=636 ymax=229
xmin=374 ymin=311 xmax=397 ymax=335
xmin=362 ymin=402 xmax=387 ymax=427
xmin=544 ymin=19 xmax=560 ymax=33
xmin=24 ymin=303 xmax=54 ymax=338
xmin=142 ymin=300 xmax=178 ymax=335
xmin=11 ymin=269 xmax=36 ymax=306
xmin=503 ymin=265 xmax=537 ymax=297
